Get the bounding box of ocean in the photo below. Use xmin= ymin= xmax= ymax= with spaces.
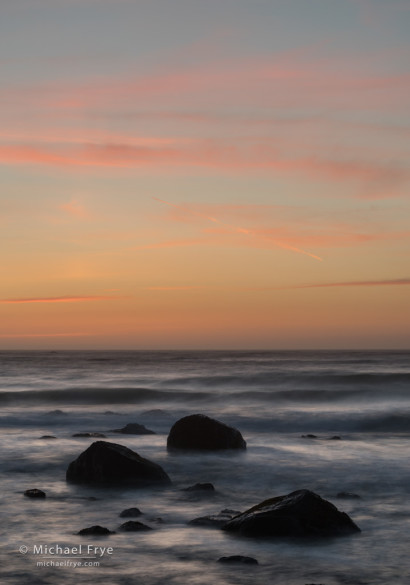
xmin=1 ymin=349 xmax=410 ymax=585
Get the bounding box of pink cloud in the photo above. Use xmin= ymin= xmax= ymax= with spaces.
xmin=0 ymin=296 xmax=118 ymax=304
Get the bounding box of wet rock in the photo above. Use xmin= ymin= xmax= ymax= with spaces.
xmin=111 ymin=423 xmax=155 ymax=435
xmin=24 ymin=488 xmax=46 ymax=498
xmin=119 ymin=521 xmax=152 ymax=532
xmin=167 ymin=414 xmax=246 ymax=451
xmin=72 ymin=432 xmax=107 ymax=438
xmin=328 ymin=436 xmax=342 ymax=440
xmin=78 ymin=525 xmax=114 ymax=536
xmin=183 ymin=483 xmax=215 ymax=492
xmin=223 ymin=489 xmax=361 ymax=537
xmin=218 ymin=555 xmax=258 ymax=565
xmin=66 ymin=441 xmax=171 ymax=486
xmin=337 ymin=492 xmax=361 ymax=499
xmin=119 ymin=507 xmax=142 ymax=518
xmin=189 ymin=509 xmax=241 ymax=528
xmin=301 ymin=434 xmax=318 ymax=439
xmin=44 ymin=409 xmax=67 ymax=416
xmin=39 ymin=435 xmax=57 ymax=440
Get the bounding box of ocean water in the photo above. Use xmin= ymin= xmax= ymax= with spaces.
xmin=1 ymin=350 xmax=410 ymax=585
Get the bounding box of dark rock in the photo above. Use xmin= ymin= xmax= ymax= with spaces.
xmin=119 ymin=521 xmax=152 ymax=532
xmin=301 ymin=434 xmax=318 ymax=439
xmin=78 ymin=525 xmax=114 ymax=536
xmin=24 ymin=489 xmax=46 ymax=498
xmin=141 ymin=409 xmax=168 ymax=417
xmin=189 ymin=509 xmax=241 ymax=528
xmin=218 ymin=555 xmax=258 ymax=565
xmin=337 ymin=492 xmax=361 ymax=499
xmin=72 ymin=432 xmax=107 ymax=438
xmin=119 ymin=507 xmax=142 ymax=518
xmin=66 ymin=441 xmax=171 ymax=486
xmin=39 ymin=435 xmax=57 ymax=440
xmin=223 ymin=489 xmax=361 ymax=538
xmin=111 ymin=423 xmax=155 ymax=435
xmin=329 ymin=436 xmax=342 ymax=440
xmin=44 ymin=409 xmax=67 ymax=416
xmin=183 ymin=483 xmax=215 ymax=492
xmin=167 ymin=414 xmax=246 ymax=451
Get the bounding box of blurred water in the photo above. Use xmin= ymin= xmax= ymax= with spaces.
xmin=1 ymin=350 xmax=410 ymax=584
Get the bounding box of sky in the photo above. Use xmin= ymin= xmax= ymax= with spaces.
xmin=1 ymin=0 xmax=409 ymax=350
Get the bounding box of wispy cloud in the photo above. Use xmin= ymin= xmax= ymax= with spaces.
xmin=0 ymin=296 xmax=118 ymax=304
xmin=257 ymin=278 xmax=410 ymax=291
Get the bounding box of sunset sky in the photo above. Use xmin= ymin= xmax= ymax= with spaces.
xmin=1 ymin=0 xmax=409 ymax=349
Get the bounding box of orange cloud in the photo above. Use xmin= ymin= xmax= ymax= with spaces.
xmin=0 ymin=296 xmax=118 ymax=304
xmin=60 ymin=199 xmax=88 ymax=219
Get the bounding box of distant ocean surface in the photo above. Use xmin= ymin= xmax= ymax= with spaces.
xmin=1 ymin=350 xmax=410 ymax=585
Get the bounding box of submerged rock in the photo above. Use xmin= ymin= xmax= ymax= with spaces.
xmin=301 ymin=434 xmax=318 ymax=439
xmin=119 ymin=521 xmax=152 ymax=532
xmin=78 ymin=525 xmax=114 ymax=536
xmin=218 ymin=555 xmax=258 ymax=565
xmin=119 ymin=507 xmax=142 ymax=518
xmin=111 ymin=423 xmax=155 ymax=435
xmin=223 ymin=489 xmax=361 ymax=538
xmin=66 ymin=441 xmax=171 ymax=486
xmin=183 ymin=483 xmax=215 ymax=492
xmin=167 ymin=414 xmax=246 ymax=451
xmin=189 ymin=509 xmax=241 ymax=528
xmin=72 ymin=432 xmax=106 ymax=438
xmin=337 ymin=492 xmax=361 ymax=499
xmin=24 ymin=488 xmax=46 ymax=498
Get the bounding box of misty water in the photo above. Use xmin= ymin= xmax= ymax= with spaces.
xmin=1 ymin=350 xmax=410 ymax=585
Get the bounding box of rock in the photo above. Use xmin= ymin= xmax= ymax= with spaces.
xmin=72 ymin=432 xmax=107 ymax=438
xmin=111 ymin=423 xmax=155 ymax=435
xmin=78 ymin=525 xmax=114 ymax=536
xmin=24 ymin=489 xmax=46 ymax=498
xmin=141 ymin=409 xmax=168 ymax=417
xmin=183 ymin=483 xmax=215 ymax=492
xmin=329 ymin=436 xmax=342 ymax=440
xmin=223 ymin=489 xmax=361 ymax=537
xmin=119 ymin=521 xmax=152 ymax=532
xmin=44 ymin=409 xmax=67 ymax=416
xmin=167 ymin=414 xmax=246 ymax=451
xmin=66 ymin=441 xmax=171 ymax=486
xmin=337 ymin=492 xmax=361 ymax=499
xmin=39 ymin=435 xmax=57 ymax=440
xmin=119 ymin=507 xmax=142 ymax=518
xmin=218 ymin=555 xmax=258 ymax=565
xmin=301 ymin=434 xmax=318 ymax=439
xmin=189 ymin=509 xmax=241 ymax=528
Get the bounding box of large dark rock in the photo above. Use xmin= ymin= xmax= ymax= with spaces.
xmin=111 ymin=423 xmax=155 ymax=435
xmin=223 ymin=490 xmax=360 ymax=538
xmin=119 ymin=521 xmax=152 ymax=532
xmin=167 ymin=414 xmax=246 ymax=451
xmin=66 ymin=441 xmax=171 ymax=486
xmin=119 ymin=507 xmax=142 ymax=518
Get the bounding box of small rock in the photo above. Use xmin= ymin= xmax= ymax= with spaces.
xmin=39 ymin=435 xmax=57 ymax=440
xmin=72 ymin=432 xmax=107 ymax=438
xmin=111 ymin=423 xmax=155 ymax=435
xmin=78 ymin=525 xmax=114 ymax=536
xmin=328 ymin=436 xmax=342 ymax=440
xmin=24 ymin=489 xmax=46 ymax=498
xmin=337 ymin=492 xmax=361 ymax=499
xmin=119 ymin=507 xmax=142 ymax=518
xmin=218 ymin=555 xmax=258 ymax=565
xmin=44 ymin=410 xmax=67 ymax=416
xmin=301 ymin=434 xmax=318 ymax=439
xmin=183 ymin=483 xmax=215 ymax=492
xmin=189 ymin=509 xmax=241 ymax=528
xmin=119 ymin=521 xmax=152 ymax=532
